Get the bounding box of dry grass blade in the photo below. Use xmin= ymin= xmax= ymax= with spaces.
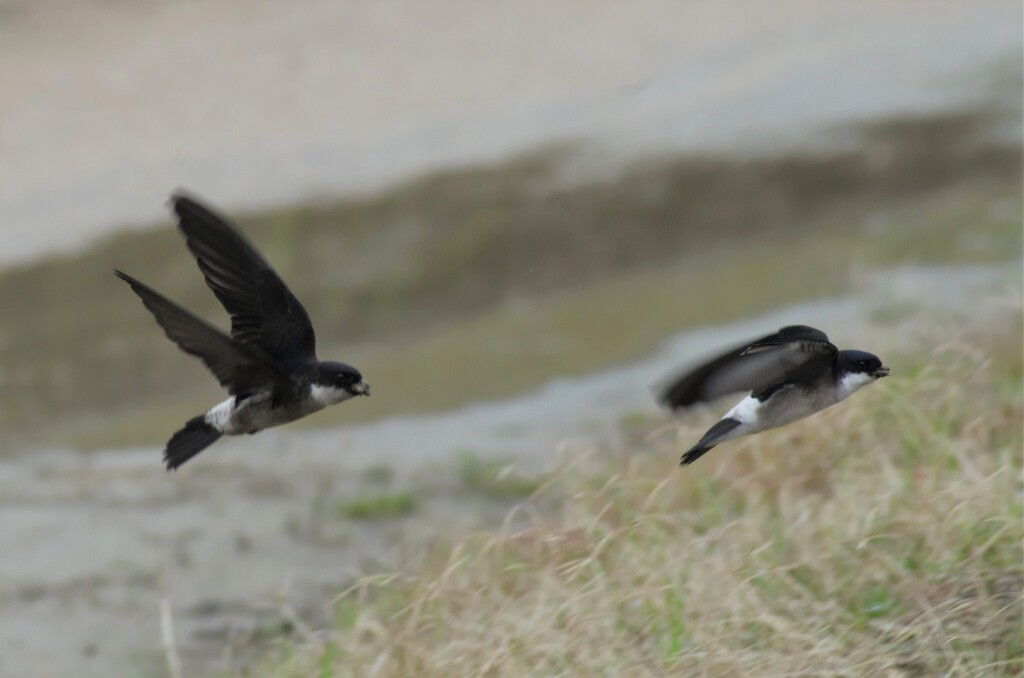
xmin=254 ymin=322 xmax=1022 ymax=677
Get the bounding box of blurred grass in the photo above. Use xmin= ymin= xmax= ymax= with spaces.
xmin=258 ymin=323 xmax=1023 ymax=677
xmin=0 ymin=108 xmax=1021 ymax=450
xmin=456 ymin=452 xmax=543 ymax=500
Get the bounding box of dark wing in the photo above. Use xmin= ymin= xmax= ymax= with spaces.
xmin=658 ymin=325 xmax=836 ymax=410
xmin=171 ymin=192 xmax=317 ymax=372
xmin=115 ymin=270 xmax=297 ymax=399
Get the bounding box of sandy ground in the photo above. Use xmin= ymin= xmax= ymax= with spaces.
xmin=0 ymin=261 xmax=1018 ymax=677
xmin=1 ymin=0 xmax=1020 ymax=265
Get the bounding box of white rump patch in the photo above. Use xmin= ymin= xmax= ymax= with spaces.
xmin=725 ymin=395 xmax=761 ymax=427
xmin=204 ymin=397 xmax=236 ymax=433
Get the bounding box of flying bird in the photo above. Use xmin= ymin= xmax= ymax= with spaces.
xmin=116 ymin=193 xmax=370 ymax=470
xmin=657 ymin=325 xmax=888 ymax=466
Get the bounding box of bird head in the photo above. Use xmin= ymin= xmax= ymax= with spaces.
xmin=836 ymin=350 xmax=889 ymax=395
xmin=314 ymin=362 xmax=370 ymax=404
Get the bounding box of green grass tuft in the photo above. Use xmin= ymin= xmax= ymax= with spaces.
xmin=456 ymin=452 xmax=543 ymax=500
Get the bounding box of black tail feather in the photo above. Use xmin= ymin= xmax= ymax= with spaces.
xmin=680 ymin=417 xmax=742 ymax=466
xmin=165 ymin=415 xmax=221 ymax=470
xmin=680 ymin=444 xmax=716 ymax=466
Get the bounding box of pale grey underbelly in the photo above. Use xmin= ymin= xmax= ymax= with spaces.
xmin=757 ymin=385 xmax=842 ymax=432
xmin=205 ymin=391 xmax=325 ymax=436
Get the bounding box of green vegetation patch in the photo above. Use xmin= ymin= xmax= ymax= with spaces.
xmin=2 ymin=108 xmax=1021 ymax=450
xmin=338 ymin=492 xmax=416 ymax=521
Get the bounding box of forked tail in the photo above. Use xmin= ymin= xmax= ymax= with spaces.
xmin=680 ymin=443 xmax=717 ymax=466
xmin=680 ymin=417 xmax=742 ymax=466
xmin=164 ymin=415 xmax=221 ymax=470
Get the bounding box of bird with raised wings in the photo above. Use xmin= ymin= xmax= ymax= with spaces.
xmin=116 ymin=193 xmax=370 ymax=470
xmin=657 ymin=325 xmax=888 ymax=466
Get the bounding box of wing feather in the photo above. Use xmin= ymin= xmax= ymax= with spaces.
xmin=115 ymin=270 xmax=295 ymax=398
xmin=658 ymin=325 xmax=837 ymax=409
xmin=171 ymin=193 xmax=317 ymax=371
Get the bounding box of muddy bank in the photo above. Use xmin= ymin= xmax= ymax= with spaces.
xmin=2 ymin=108 xmax=1021 ymax=444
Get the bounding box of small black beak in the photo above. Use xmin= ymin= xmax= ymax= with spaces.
xmin=875 ymin=366 xmax=890 ymax=378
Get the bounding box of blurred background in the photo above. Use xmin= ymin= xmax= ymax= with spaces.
xmin=0 ymin=2 xmax=1021 ymax=676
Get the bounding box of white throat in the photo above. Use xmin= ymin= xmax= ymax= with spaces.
xmin=310 ymin=383 xmax=354 ymax=407
xmin=837 ymin=371 xmax=876 ymax=400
